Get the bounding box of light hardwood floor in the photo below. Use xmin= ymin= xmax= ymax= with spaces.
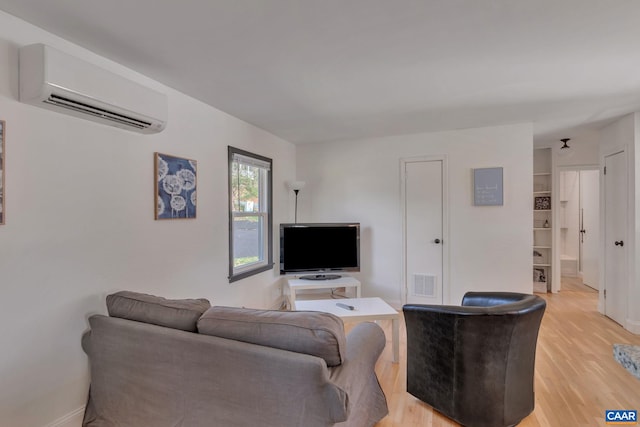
xmin=370 ymin=278 xmax=640 ymax=426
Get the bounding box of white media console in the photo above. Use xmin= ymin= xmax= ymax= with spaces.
xmin=286 ymin=276 xmax=361 ymax=310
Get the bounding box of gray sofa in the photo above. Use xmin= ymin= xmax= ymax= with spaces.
xmin=82 ymin=291 xmax=389 ymax=427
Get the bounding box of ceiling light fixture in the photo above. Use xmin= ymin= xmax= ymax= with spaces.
xmin=558 ymin=138 xmax=573 ymax=158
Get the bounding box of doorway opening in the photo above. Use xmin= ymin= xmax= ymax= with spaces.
xmin=557 ymin=167 xmax=599 ymax=291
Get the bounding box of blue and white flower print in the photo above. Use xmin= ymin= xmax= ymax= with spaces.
xmin=155 ymin=153 xmax=197 ymax=219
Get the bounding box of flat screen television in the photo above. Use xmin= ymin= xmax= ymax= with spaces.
xmin=279 ymin=222 xmax=360 ymax=279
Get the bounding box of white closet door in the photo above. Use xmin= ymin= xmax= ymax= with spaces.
xmin=604 ymin=151 xmax=627 ymax=326
xmin=404 ymin=159 xmax=443 ymax=305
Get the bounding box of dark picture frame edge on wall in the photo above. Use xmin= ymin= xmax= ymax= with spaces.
xmin=0 ymin=120 xmax=5 ymax=225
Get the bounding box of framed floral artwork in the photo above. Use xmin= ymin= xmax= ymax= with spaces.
xmin=155 ymin=152 xmax=197 ymax=219
xmin=0 ymin=120 xmax=4 ymax=225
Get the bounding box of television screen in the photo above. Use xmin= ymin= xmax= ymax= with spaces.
xmin=280 ymin=223 xmax=360 ymax=275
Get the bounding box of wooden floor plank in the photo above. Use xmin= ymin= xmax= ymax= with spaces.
xmin=370 ymin=277 xmax=640 ymax=426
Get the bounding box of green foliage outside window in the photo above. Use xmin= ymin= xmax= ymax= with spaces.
xmin=231 ymin=162 xmax=260 ymax=212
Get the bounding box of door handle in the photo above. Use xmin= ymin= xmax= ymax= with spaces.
xmin=434 ymin=238 xmax=441 ymax=244
xmin=615 ymin=240 xmax=624 ymax=247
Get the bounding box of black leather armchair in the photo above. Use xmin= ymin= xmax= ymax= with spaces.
xmin=403 ymin=292 xmax=546 ymax=427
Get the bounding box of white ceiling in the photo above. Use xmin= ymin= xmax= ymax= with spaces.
xmin=1 ymin=0 xmax=640 ymax=144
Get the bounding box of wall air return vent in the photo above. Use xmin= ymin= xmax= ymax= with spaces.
xmin=412 ymin=273 xmax=437 ymax=298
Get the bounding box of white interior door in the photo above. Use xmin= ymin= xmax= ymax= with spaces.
xmin=403 ymin=159 xmax=443 ymax=305
xmin=579 ymin=169 xmax=599 ymax=289
xmin=604 ymin=151 xmax=627 ymax=326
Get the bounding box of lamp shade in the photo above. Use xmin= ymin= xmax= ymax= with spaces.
xmin=288 ymin=180 xmax=306 ymax=191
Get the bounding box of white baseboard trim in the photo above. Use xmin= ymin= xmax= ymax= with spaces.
xmin=626 ymin=318 xmax=640 ymax=335
xmin=44 ymin=406 xmax=84 ymax=427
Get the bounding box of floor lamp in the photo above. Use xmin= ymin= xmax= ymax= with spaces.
xmin=288 ymin=181 xmax=305 ymax=223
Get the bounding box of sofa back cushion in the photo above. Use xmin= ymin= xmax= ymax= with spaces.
xmin=106 ymin=291 xmax=210 ymax=332
xmin=198 ymin=306 xmax=346 ymax=366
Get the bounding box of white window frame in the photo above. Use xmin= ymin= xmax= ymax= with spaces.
xmin=228 ymin=146 xmax=273 ymax=282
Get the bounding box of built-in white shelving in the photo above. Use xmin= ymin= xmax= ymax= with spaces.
xmin=533 ymin=148 xmax=552 ymax=293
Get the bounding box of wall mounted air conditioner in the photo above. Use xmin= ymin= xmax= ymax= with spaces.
xmin=19 ymin=43 xmax=167 ymax=134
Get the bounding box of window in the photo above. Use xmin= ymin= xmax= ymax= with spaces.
xmin=228 ymin=146 xmax=273 ymax=282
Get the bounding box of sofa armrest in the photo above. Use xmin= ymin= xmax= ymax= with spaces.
xmin=329 ymin=322 xmax=389 ymax=426
xmin=332 ymin=322 xmax=385 ymax=382
xmin=81 ymin=330 xmax=91 ymax=354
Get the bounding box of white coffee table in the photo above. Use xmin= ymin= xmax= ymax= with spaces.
xmin=295 ymin=297 xmax=399 ymax=363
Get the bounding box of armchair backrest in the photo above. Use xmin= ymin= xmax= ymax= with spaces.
xmin=462 ymin=291 xmax=545 ymax=311
xmin=403 ymin=292 xmax=546 ymax=427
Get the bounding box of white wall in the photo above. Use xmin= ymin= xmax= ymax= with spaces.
xmin=552 ymin=131 xmax=600 ymax=167
xmin=599 ymin=113 xmax=640 ymax=333
xmin=296 ymin=123 xmax=533 ymax=306
xmin=0 ymin=11 xmax=297 ymax=427
xmin=633 ymin=113 xmax=640 ymax=333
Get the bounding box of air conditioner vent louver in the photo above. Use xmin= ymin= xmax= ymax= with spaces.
xmin=44 ymin=94 xmax=152 ymax=129
xmin=19 ymin=43 xmax=167 ymax=134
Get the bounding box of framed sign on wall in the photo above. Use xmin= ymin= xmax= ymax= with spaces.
xmin=473 ymin=167 xmax=503 ymax=206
